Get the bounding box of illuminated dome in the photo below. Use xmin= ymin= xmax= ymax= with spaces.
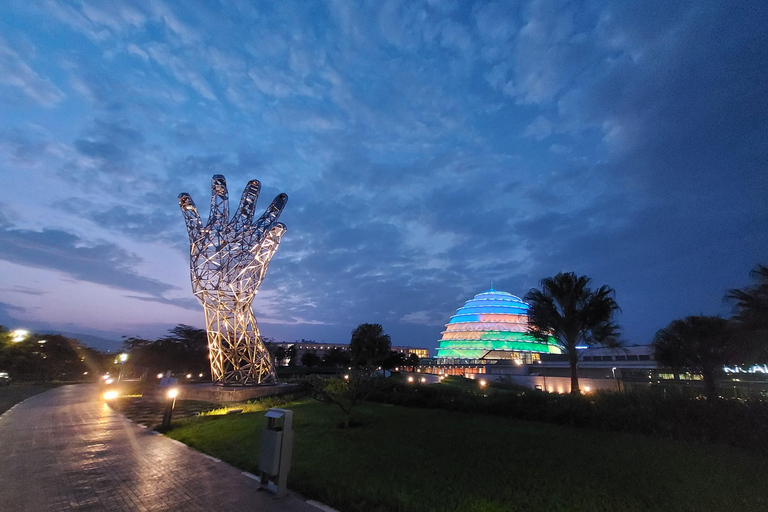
xmin=436 ymin=288 xmax=562 ymax=359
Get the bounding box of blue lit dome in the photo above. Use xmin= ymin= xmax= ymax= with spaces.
xmin=436 ymin=288 xmax=562 ymax=359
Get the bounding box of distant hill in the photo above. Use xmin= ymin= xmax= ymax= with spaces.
xmin=40 ymin=331 xmax=122 ymax=352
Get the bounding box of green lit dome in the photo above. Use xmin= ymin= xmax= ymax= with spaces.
xmin=436 ymin=288 xmax=562 ymax=359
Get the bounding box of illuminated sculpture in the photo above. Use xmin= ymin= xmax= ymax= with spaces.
xmin=437 ymin=288 xmax=562 ymax=359
xmin=179 ymin=175 xmax=287 ymax=385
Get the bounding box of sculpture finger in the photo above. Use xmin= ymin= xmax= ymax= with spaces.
xmin=178 ymin=193 xmax=202 ymax=242
xmin=207 ymin=174 xmax=229 ymax=229
xmin=253 ymin=193 xmax=288 ymax=234
xmin=246 ymin=222 xmax=286 ymax=289
xmin=233 ymin=179 xmax=261 ymax=230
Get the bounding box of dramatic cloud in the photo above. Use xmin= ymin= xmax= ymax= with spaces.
xmin=0 ymin=0 xmax=765 ymax=351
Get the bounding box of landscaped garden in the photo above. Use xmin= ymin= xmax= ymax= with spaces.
xmin=165 ymin=396 xmax=768 ymax=512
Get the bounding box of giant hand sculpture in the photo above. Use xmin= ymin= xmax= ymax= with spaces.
xmin=178 ymin=175 xmax=287 ymax=386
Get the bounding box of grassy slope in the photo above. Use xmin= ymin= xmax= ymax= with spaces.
xmin=0 ymin=383 xmax=58 ymax=414
xmin=168 ymin=400 xmax=768 ymax=512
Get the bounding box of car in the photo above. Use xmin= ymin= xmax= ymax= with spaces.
xmin=0 ymin=371 xmax=11 ymax=386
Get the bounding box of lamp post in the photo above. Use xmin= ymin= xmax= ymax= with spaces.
xmin=161 ymin=388 xmax=178 ymax=430
xmin=611 ymin=366 xmax=619 ymax=391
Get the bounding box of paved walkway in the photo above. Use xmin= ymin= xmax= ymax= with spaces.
xmin=0 ymin=385 xmax=323 ymax=512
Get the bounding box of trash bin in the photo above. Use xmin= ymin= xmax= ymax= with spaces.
xmin=258 ymin=408 xmax=293 ymax=497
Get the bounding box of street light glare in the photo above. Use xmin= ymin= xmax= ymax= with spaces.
xmin=167 ymin=388 xmax=179 ymax=399
xmin=11 ymin=329 xmax=29 ymax=342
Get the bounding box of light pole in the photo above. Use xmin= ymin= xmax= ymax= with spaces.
xmin=611 ymin=367 xmax=619 ymax=391
xmin=161 ymin=388 xmax=178 ymax=431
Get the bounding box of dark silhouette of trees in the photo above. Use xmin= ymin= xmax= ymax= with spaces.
xmin=122 ymin=324 xmax=208 ymax=376
xmin=286 ymin=345 xmax=297 ymax=366
xmin=274 ymin=346 xmax=286 ymax=366
xmin=406 ymin=353 xmax=420 ymax=371
xmin=0 ymin=327 xmax=106 ymax=381
xmin=727 ymin=264 xmax=768 ymax=362
xmin=382 ymin=351 xmax=406 ymax=373
xmin=652 ymin=316 xmax=735 ymax=400
xmin=349 ymin=323 xmax=391 ymax=370
xmin=301 ymin=352 xmax=322 ymax=367
xmin=322 ymin=347 xmax=351 ymax=368
xmin=525 ymin=272 xmax=621 ymax=394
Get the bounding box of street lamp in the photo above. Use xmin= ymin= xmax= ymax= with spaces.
xmin=11 ymin=329 xmax=28 ymax=342
xmin=161 ymin=388 xmax=179 ymax=430
xmin=611 ymin=367 xmax=619 ymax=391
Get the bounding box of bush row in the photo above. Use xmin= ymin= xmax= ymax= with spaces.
xmin=367 ymin=380 xmax=768 ymax=453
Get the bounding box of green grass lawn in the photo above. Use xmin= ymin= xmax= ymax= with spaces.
xmin=168 ymin=399 xmax=768 ymax=512
xmin=0 ymin=383 xmax=58 ymax=414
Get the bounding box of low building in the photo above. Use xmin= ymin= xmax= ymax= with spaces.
xmin=267 ymin=340 xmax=429 ymax=366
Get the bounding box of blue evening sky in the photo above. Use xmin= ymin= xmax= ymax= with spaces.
xmin=0 ymin=1 xmax=766 ymax=352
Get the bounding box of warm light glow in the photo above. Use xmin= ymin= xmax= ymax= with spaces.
xmin=119 ymin=353 xmax=128 ymax=362
xmin=37 ymin=339 xmax=47 ymax=344
xmin=408 ymin=376 xmax=414 ymax=382
xmin=420 ymin=377 xmax=426 ymax=383
xmin=103 ymin=390 xmax=119 ymax=400
xmin=479 ymin=380 xmax=487 ymax=387
xmin=102 ymin=374 xmax=110 ymax=380
xmin=186 ymin=374 xmax=192 ymax=378
xmin=344 ymin=374 xmax=349 ymax=380
xmin=584 ymin=386 xmax=591 ymax=392
xmin=167 ymin=388 xmax=179 ymax=399
xmin=198 ymin=373 xmax=204 ymax=377
xmin=105 ymin=378 xmax=114 ymax=385
xmin=11 ymin=329 xmax=29 ymax=342
xmin=157 ymin=373 xmax=164 ymax=379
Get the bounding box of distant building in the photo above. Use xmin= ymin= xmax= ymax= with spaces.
xmin=266 ymin=340 xmax=429 ymax=366
xmin=423 ymin=288 xmax=767 ymax=396
xmin=436 ymin=288 xmax=561 ymax=361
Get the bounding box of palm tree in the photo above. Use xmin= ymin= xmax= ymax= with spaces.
xmin=350 ymin=323 xmax=391 ymax=371
xmin=726 ymin=264 xmax=768 ymax=361
xmin=525 ymin=272 xmax=620 ymax=394
xmin=652 ymin=316 xmax=734 ymax=400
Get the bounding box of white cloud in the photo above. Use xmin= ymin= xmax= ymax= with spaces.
xmin=523 ymin=115 xmax=554 ymax=140
xmin=145 ymin=44 xmax=217 ymax=101
xmin=0 ymin=38 xmax=65 ymax=106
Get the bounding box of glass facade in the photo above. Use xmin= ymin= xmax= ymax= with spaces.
xmin=436 ymin=289 xmax=562 ymax=359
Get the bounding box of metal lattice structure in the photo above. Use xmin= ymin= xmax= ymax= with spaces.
xmin=178 ymin=175 xmax=287 ymax=386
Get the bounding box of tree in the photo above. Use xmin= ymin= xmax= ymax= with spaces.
xmin=322 ymin=347 xmax=351 ymax=368
xmin=349 ymin=323 xmax=391 ymax=370
xmin=274 ymin=346 xmax=286 ymax=366
xmin=382 ymin=351 xmax=406 ymax=373
xmin=525 ymin=272 xmax=620 ymax=395
xmin=301 ymin=352 xmax=321 ymax=367
xmin=305 ymin=372 xmax=389 ymax=428
xmin=652 ymin=316 xmax=735 ymax=400
xmin=726 ymin=264 xmax=768 ymax=362
xmin=406 ymin=353 xmax=420 ymax=371
xmin=286 ymin=345 xmax=297 ymax=366
xmin=122 ymin=325 xmax=209 ymax=376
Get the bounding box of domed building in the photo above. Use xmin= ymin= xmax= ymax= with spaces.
xmin=436 ymin=288 xmax=562 ymax=362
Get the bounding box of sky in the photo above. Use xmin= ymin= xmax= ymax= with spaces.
xmin=0 ymin=0 xmax=766 ymax=353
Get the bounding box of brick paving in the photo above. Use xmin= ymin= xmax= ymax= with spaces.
xmin=0 ymin=385 xmax=323 ymax=512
